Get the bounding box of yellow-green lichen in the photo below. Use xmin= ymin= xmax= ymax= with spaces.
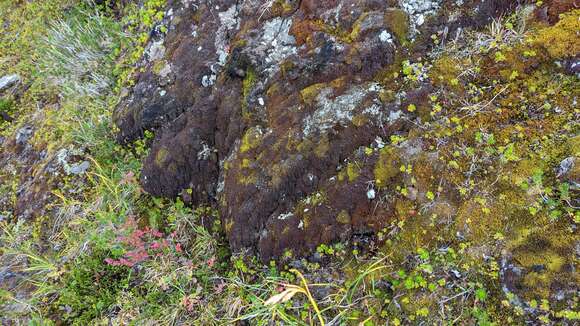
xmin=336 ymin=210 xmax=351 ymax=224
xmin=314 ymin=134 xmax=330 ymax=158
xmin=534 ymin=10 xmax=580 ymax=59
xmin=507 ymin=224 xmax=578 ymax=301
xmin=240 ymin=127 xmax=263 ymax=153
xmin=300 ymin=83 xmax=327 ymax=105
xmin=384 ymin=9 xmax=409 ymax=44
xmin=374 ymin=147 xmax=400 ymax=187
xmin=351 ymin=114 xmax=368 ymax=127
xmin=152 ymin=60 xmax=168 ymax=75
xmin=242 ymin=67 xmax=257 ymax=118
xmin=155 ymin=147 xmax=169 ymax=166
xmin=346 ymin=162 xmax=360 ymax=182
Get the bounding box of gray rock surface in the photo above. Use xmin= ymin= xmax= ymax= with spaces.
xmin=0 ymin=74 xmax=20 ymax=93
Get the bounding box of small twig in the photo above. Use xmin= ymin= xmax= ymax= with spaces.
xmin=439 ymin=289 xmax=471 ymax=304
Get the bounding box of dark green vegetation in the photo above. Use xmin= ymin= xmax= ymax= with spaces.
xmin=0 ymin=0 xmax=578 ymax=325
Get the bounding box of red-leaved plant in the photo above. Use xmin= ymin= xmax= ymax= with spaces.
xmin=105 ymin=216 xmax=183 ymax=267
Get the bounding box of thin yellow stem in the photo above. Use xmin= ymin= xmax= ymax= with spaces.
xmin=290 ymin=269 xmax=325 ymax=326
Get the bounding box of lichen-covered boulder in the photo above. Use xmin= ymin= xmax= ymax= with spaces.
xmin=114 ymin=0 xmax=521 ymax=260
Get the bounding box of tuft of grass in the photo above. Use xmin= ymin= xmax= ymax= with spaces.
xmin=39 ymin=7 xmax=125 ymax=99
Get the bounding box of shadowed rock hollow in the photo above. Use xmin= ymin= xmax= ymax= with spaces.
xmin=114 ymin=0 xmax=523 ymax=260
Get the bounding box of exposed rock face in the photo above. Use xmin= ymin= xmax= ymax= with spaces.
xmin=0 ymin=74 xmax=20 ymax=93
xmin=535 ymin=0 xmax=578 ymax=23
xmin=114 ymin=0 xmax=520 ymax=260
xmin=0 ymin=123 xmax=84 ymax=221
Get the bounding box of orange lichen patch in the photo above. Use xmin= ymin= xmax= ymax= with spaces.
xmin=290 ymin=19 xmax=325 ymax=46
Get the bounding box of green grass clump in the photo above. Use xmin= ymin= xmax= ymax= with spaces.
xmin=0 ymin=98 xmax=14 ymax=125
xmin=54 ymin=249 xmax=130 ymax=324
xmin=38 ymin=7 xmax=124 ymax=99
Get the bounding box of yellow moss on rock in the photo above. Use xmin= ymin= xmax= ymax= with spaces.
xmin=431 ymin=55 xmax=461 ymax=87
xmin=336 ymin=210 xmax=351 ymax=224
xmin=269 ymin=0 xmax=296 ymax=16
xmin=269 ymin=161 xmax=290 ymax=188
xmin=384 ymin=9 xmax=409 ymax=43
xmin=346 ymin=162 xmax=360 ymax=182
xmin=241 ymin=158 xmax=251 ymax=168
xmin=507 ymin=222 xmax=579 ymax=301
xmin=155 ymin=147 xmax=169 ymax=166
xmin=238 ymin=170 xmax=257 ymax=185
xmin=346 ymin=12 xmax=370 ymax=43
xmin=568 ymin=135 xmax=580 ymax=156
xmin=300 ymin=77 xmax=348 ymax=106
xmin=383 ymin=199 xmax=437 ymax=263
xmin=314 ymin=134 xmax=330 ymax=158
xmin=534 ymin=10 xmax=580 ymax=59
xmin=300 ymin=83 xmax=327 ymax=105
xmin=240 ymin=127 xmax=263 ymax=153
xmin=374 ymin=147 xmax=400 ymax=187
xmin=224 ymin=218 xmax=233 ymax=234
xmin=411 ymin=153 xmax=437 ymax=191
xmin=455 ymin=188 xmax=531 ymax=242
xmin=241 ymin=68 xmax=257 ymax=119
xmin=151 ymin=60 xmax=168 ymax=75
xmin=351 ymin=114 xmax=368 ymax=127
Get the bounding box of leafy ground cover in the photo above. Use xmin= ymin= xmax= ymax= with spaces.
xmin=0 ymin=1 xmax=578 ymax=325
